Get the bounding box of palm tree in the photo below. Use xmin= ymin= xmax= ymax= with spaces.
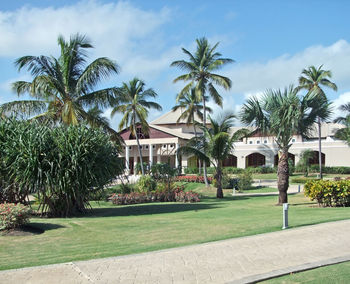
xmin=241 ymin=86 xmax=331 ymax=204
xmin=297 ymin=65 xmax=337 ymax=179
xmin=297 ymin=149 xmax=316 ymax=177
xmin=179 ymin=112 xmax=249 ymax=198
xmin=334 ymin=103 xmax=350 ymax=145
xmin=111 ymin=78 xmax=162 ymax=176
xmin=171 ymin=37 xmax=234 ymax=186
xmin=86 ymin=106 xmax=110 ymax=129
xmin=0 ymin=34 xmax=119 ymax=136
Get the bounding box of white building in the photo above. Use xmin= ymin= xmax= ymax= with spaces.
xmin=119 ymin=109 xmax=350 ymax=174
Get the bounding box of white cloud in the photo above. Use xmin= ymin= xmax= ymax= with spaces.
xmin=0 ymin=0 xmax=171 ymax=79
xmin=223 ymin=39 xmax=350 ymax=96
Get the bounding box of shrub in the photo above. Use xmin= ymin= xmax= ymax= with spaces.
xmin=136 ymin=175 xmax=157 ymax=193
xmin=222 ymin=167 xmax=244 ymax=174
xmin=174 ymin=175 xmax=212 ymax=183
xmin=237 ymin=171 xmax=253 ymax=192
xmin=290 ymin=177 xmax=317 ymax=184
xmin=111 ymin=186 xmax=200 ymax=205
xmin=184 ymin=167 xmax=199 ymax=174
xmin=0 ymin=203 xmax=31 ymax=230
xmin=0 ymin=119 xmax=124 ymax=217
xmin=246 ymin=167 xmax=276 ymax=174
xmin=213 ymin=174 xmax=238 ymax=189
xmin=304 ymin=180 xmax=350 ymax=207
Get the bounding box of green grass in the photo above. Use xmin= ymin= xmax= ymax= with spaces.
xmin=243 ymin=186 xmax=278 ymax=193
xmin=261 ymin=261 xmax=350 ymax=283
xmin=1 ymin=185 xmax=349 ymax=271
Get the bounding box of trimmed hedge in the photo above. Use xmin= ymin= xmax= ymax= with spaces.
xmin=304 ymin=179 xmax=350 ymax=207
xmin=295 ymin=165 xmax=350 ymax=175
xmin=111 ymin=187 xmax=200 ymax=205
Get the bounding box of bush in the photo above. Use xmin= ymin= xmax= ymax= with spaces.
xmin=184 ymin=167 xmax=199 ymax=174
xmin=214 ymin=174 xmax=238 ymax=189
xmin=0 ymin=119 xmax=124 ymax=217
xmin=246 ymin=167 xmax=276 ymax=174
xmin=304 ymin=180 xmax=350 ymax=207
xmin=237 ymin=171 xmax=253 ymax=192
xmin=136 ymin=175 xmax=157 ymax=193
xmin=0 ymin=203 xmax=31 ymax=230
xmin=111 ymin=186 xmax=200 ymax=205
xmin=222 ymin=167 xmax=244 ymax=174
xmin=291 ymin=177 xmax=318 ymax=184
xmin=174 ymin=175 xmax=212 ymax=183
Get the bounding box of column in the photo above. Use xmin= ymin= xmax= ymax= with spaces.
xmin=134 ymin=149 xmax=138 ymax=175
xmin=237 ymin=155 xmax=245 ymax=169
xmin=125 ymin=146 xmax=130 ymax=174
xmin=175 ymin=143 xmax=179 ymax=168
xmin=157 ymin=145 xmax=161 ymax=164
xmin=149 ymin=144 xmax=153 ymax=166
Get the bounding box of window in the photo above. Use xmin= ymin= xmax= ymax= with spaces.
xmin=145 ymin=145 xmax=149 ymax=149
xmin=129 ymin=146 xmax=132 ymax=150
xmin=257 ymin=140 xmax=260 ymax=144
xmin=163 ymin=144 xmax=167 ymax=148
xmin=292 ymin=139 xmax=296 ymax=143
xmin=170 ymin=144 xmax=174 ymax=148
xmin=249 ymin=141 xmax=253 ymax=145
xmin=153 ymin=145 xmax=156 ymax=149
xmin=264 ymin=140 xmax=267 ymax=144
xmin=139 ymin=146 xmax=142 ymax=149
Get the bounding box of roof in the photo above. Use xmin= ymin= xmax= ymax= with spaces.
xmin=151 ymin=108 xmax=205 ymax=125
xmin=149 ymin=124 xmax=194 ymax=140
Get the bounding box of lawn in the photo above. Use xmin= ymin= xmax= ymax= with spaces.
xmin=1 ymin=185 xmax=349 ymax=271
xmin=261 ymin=261 xmax=350 ymax=283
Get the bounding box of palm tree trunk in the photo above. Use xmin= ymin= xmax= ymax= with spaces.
xmin=318 ymin=117 xmax=323 ymax=179
xmin=133 ymin=119 xmax=145 ymax=176
xmin=216 ymin=164 xmax=224 ymax=198
xmin=277 ymin=149 xmax=289 ymax=205
xmin=202 ymin=97 xmax=209 ymax=187
xmin=193 ymin=123 xmax=202 ymax=175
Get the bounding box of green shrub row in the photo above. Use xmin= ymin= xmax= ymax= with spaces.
xmin=304 ymin=179 xmax=350 ymax=207
xmin=185 ymin=166 xmax=276 ymax=175
xmin=294 ymin=165 xmax=350 ymax=174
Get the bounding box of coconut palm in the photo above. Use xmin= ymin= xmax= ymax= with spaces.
xmin=178 ymin=112 xmax=249 ymax=198
xmin=171 ymin=37 xmax=234 ymax=186
xmin=241 ymin=86 xmax=331 ymax=204
xmin=172 ymin=89 xmax=212 ymax=137
xmin=297 ymin=65 xmax=336 ymax=178
xmin=111 ymin=78 xmax=162 ymax=175
xmin=0 ymin=34 xmax=119 ymax=136
xmin=334 ymin=103 xmax=350 ymax=145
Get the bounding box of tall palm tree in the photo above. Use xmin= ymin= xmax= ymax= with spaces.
xmin=297 ymin=65 xmax=337 ymax=179
xmin=171 ymin=37 xmax=234 ymax=186
xmin=179 ymin=112 xmax=248 ymax=198
xmin=241 ymin=86 xmax=331 ymax=204
xmin=334 ymin=102 xmax=350 ymax=124
xmin=172 ymin=88 xmax=212 ymax=137
xmin=111 ymin=78 xmax=162 ymax=176
xmin=0 ymin=34 xmax=119 ymax=136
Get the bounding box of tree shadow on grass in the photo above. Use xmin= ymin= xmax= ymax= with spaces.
xmin=84 ymin=202 xmax=221 ymax=218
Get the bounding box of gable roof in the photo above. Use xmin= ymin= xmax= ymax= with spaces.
xmin=151 ymin=108 xmax=204 ymax=125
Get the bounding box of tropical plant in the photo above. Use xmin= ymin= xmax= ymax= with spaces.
xmin=178 ymin=112 xmax=249 ymax=198
xmin=0 ymin=34 xmax=120 ymax=138
xmin=111 ymin=78 xmax=162 ymax=175
xmin=333 ymin=103 xmax=350 ymax=145
xmin=241 ymin=86 xmax=331 ymax=204
xmin=0 ymin=118 xmax=123 ymax=217
xmin=171 ymin=37 xmax=234 ymax=186
xmin=297 ymin=149 xmax=315 ymax=177
xmin=334 ymin=102 xmax=350 ymax=124
xmin=297 ymin=65 xmax=336 ymax=178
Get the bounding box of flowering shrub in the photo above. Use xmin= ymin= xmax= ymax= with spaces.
xmin=304 ymin=180 xmax=350 ymax=207
xmin=174 ymin=176 xmax=212 ymax=184
xmin=111 ymin=186 xmax=200 ymax=205
xmin=0 ymin=203 xmax=31 ymax=230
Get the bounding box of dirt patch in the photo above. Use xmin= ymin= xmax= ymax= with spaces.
xmin=1 ymin=225 xmax=44 ymax=236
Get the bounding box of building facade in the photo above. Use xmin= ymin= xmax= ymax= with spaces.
xmin=119 ymin=109 xmax=350 ymax=174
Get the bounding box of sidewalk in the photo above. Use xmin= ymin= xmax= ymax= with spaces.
xmin=1 ymin=219 xmax=349 ymax=284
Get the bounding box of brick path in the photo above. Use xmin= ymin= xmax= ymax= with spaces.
xmin=1 ymin=219 xmax=349 ymax=284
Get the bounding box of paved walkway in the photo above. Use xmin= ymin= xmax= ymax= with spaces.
xmin=1 ymin=219 xmax=350 ymax=284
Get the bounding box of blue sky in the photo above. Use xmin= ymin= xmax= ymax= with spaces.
xmin=0 ymin=0 xmax=350 ymax=128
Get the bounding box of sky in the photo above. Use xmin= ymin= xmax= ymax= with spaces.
xmin=0 ymin=0 xmax=350 ymax=128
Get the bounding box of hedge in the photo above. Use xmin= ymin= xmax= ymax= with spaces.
xmin=304 ymin=179 xmax=350 ymax=207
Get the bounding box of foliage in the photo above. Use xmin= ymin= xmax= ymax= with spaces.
xmin=297 ymin=149 xmax=315 ymax=176
xmin=213 ymin=174 xmax=238 ymax=189
xmin=174 ymin=176 xmax=212 ymax=184
xmin=184 ymin=167 xmax=199 ymax=174
xmin=240 ymin=85 xmax=330 ymax=204
xmin=111 ymin=186 xmax=200 ymax=205
xmin=150 ymin=163 xmax=178 ymax=190
xmin=291 ymin=177 xmax=318 ymax=184
xmin=245 ymin=167 xmax=276 ymax=174
xmin=304 ymin=179 xmax=350 ymax=207
xmin=0 ymin=119 xmax=123 ymax=217
xmin=237 ymin=171 xmax=253 ymax=192
xmin=171 ymin=37 xmax=234 ymax=186
xmin=0 ymin=203 xmax=31 ymax=230
xmin=178 ymin=112 xmax=249 ymax=198
xmin=136 ymin=175 xmax=157 ymax=193
xmin=0 ymin=34 xmax=120 ymax=139
xmin=112 ymin=78 xmax=162 ymax=175
xmin=135 ymin=162 xmax=151 ymax=175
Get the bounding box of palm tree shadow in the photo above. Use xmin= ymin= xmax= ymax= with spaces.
xmin=84 ymin=202 xmax=220 ymax=218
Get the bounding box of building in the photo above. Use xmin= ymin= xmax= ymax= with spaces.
xmin=119 ymin=109 xmax=350 ymax=174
